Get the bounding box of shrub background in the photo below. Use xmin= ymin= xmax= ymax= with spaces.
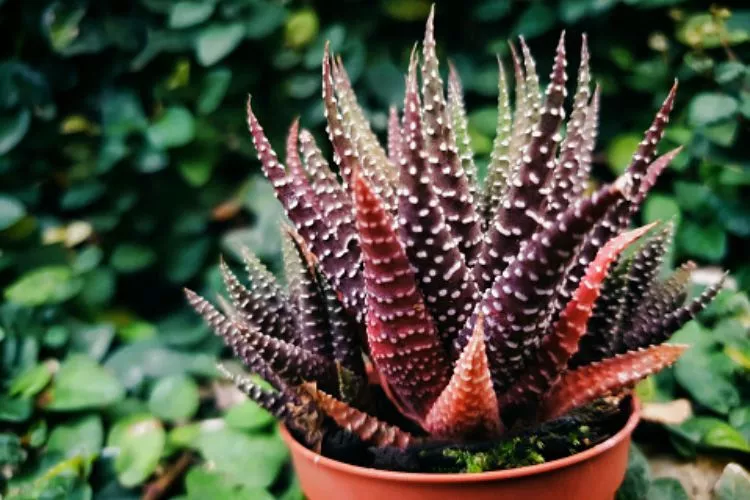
xmin=1 ymin=1 xmax=748 ymax=498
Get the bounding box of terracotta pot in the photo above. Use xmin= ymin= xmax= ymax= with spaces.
xmin=280 ymin=398 xmax=640 ymax=500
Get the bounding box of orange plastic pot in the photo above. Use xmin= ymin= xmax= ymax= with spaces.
xmin=280 ymin=398 xmax=640 ymax=500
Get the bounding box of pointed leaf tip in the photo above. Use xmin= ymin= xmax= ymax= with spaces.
xmin=540 ymin=344 xmax=688 ymax=421
xmin=425 ymin=313 xmax=503 ymax=439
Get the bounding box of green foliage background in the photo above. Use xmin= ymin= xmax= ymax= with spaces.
xmin=0 ymin=0 xmax=748 ymax=498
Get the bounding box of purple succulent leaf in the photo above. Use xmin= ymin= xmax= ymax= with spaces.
xmin=506 ymin=43 xmax=528 ymax=182
xmin=397 ymin=53 xmax=479 ymax=355
xmin=474 ymin=33 xmax=568 ymax=290
xmin=625 ymin=274 xmax=726 ymax=349
xmin=628 ymin=261 xmax=695 ymax=342
xmin=573 ymin=84 xmax=601 ymax=196
xmin=519 ymin=36 xmax=543 ymax=137
xmin=281 ymin=228 xmax=332 ymax=358
xmin=298 ymin=128 xmax=358 ymax=245
xmin=625 ymin=81 xmax=678 ymax=196
xmin=186 ymin=289 xmax=337 ymax=388
xmin=544 ymin=36 xmax=591 ymax=219
xmin=421 ymin=8 xmax=483 ymax=267
xmin=248 ymin=98 xmax=364 ymax=321
xmin=470 ymin=181 xmax=624 ymax=393
xmin=332 ymin=55 xmax=400 ymax=210
xmin=618 ymin=221 xmax=672 ymax=324
xmin=317 ymin=263 xmax=366 ymax=377
xmin=218 ymin=363 xmax=296 ymax=419
xmin=219 ymin=255 xmax=297 ymax=344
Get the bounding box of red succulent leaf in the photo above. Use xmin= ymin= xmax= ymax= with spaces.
xmin=540 ymin=344 xmax=688 ymax=421
xmin=352 ymin=170 xmax=451 ymax=420
xmin=474 ymin=181 xmax=624 ymax=393
xmin=501 ymin=224 xmax=655 ymax=409
xmin=301 ymin=383 xmax=417 ymax=449
xmin=425 ymin=314 xmax=504 ymax=439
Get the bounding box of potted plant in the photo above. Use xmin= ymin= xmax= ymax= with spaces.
xmin=186 ymin=8 xmax=723 ymax=500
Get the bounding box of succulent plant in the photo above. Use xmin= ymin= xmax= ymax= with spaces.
xmin=186 ymin=9 xmax=723 ymax=453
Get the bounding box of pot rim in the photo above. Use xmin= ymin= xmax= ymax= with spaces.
xmin=279 ymin=396 xmax=640 ymax=483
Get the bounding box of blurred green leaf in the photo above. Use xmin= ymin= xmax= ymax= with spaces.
xmin=44 ymin=354 xmax=125 ymax=411
xmin=243 ymin=2 xmax=286 ymax=39
xmin=677 ymin=13 xmax=750 ymax=48
xmin=0 ymin=108 xmax=31 ymax=154
xmin=148 ymin=375 xmax=200 ymax=422
xmin=146 ymin=106 xmax=196 ymax=149
xmin=284 ymin=9 xmax=319 ymax=49
xmin=197 ymin=68 xmax=232 ymax=115
xmin=107 ymin=413 xmax=165 ymax=487
xmin=514 ymin=3 xmax=556 ymax=38
xmin=104 ymin=340 xmax=216 ymax=390
xmin=0 ymin=195 xmax=26 ymax=230
xmin=675 ymin=417 xmax=750 ymax=453
xmin=472 ymin=0 xmax=512 ymax=21
xmin=674 ymin=346 xmax=740 ymax=415
xmin=643 ymin=194 xmax=681 ymax=225
xmin=110 ymin=243 xmax=157 ymax=273
xmin=195 ymin=23 xmax=245 ymax=66
xmin=225 ymin=400 xmax=274 ymax=432
xmin=646 ymin=478 xmax=688 ymax=500
xmin=616 ymin=444 xmax=651 ymax=500
xmin=382 ymin=0 xmax=431 ymax=21
xmin=689 ymin=92 xmax=739 ymax=126
xmin=10 ymin=362 xmax=53 ymax=398
xmin=168 ymin=1 xmax=216 ymax=29
xmin=607 ymin=134 xmax=641 ymax=175
xmin=0 ymin=396 xmax=33 ymax=422
xmin=47 ymin=414 xmax=104 ymax=461
xmin=42 ymin=3 xmax=86 ymax=52
xmin=185 ymin=467 xmax=275 ymax=500
xmin=677 ymin=220 xmax=727 ymax=262
xmin=194 ymin=429 xmax=287 ymax=489
xmin=5 ymin=266 xmax=82 ymax=306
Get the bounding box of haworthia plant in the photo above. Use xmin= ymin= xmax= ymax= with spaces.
xmin=188 ymin=8 xmax=722 ymax=450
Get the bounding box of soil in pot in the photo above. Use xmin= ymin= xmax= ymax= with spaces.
xmin=281 ymin=397 xmax=640 ymax=500
xmin=290 ymin=396 xmax=633 ymax=474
